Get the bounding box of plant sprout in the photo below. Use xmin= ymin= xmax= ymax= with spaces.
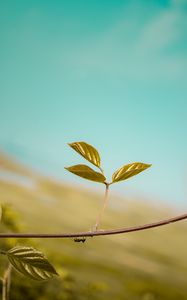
xmin=65 ymin=141 xmax=152 ymax=230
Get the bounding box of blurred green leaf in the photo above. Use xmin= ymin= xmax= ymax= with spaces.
xmin=68 ymin=141 xmax=101 ymax=168
xmin=65 ymin=164 xmax=106 ymax=183
xmin=7 ymin=246 xmax=58 ymax=281
xmin=112 ymin=162 xmax=151 ymax=183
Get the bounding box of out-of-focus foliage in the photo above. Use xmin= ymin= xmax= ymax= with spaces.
xmin=0 ymin=204 xmax=23 ymax=250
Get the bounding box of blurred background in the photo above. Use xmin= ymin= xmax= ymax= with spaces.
xmin=0 ymin=0 xmax=187 ymax=299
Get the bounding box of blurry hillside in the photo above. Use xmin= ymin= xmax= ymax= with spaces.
xmin=0 ymin=152 xmax=187 ymax=300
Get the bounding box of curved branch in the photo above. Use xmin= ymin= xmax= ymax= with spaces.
xmin=0 ymin=213 xmax=186 ymax=239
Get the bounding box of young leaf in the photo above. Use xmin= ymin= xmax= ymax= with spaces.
xmin=65 ymin=164 xmax=106 ymax=183
xmin=112 ymin=162 xmax=151 ymax=183
xmin=7 ymin=246 xmax=58 ymax=281
xmin=68 ymin=141 xmax=101 ymax=168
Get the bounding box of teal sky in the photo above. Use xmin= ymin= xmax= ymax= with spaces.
xmin=0 ymin=0 xmax=187 ymax=206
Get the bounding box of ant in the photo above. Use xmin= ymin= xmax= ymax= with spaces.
xmin=74 ymin=237 xmax=86 ymax=243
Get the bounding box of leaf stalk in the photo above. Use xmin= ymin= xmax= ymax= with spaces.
xmin=1 ymin=264 xmax=12 ymax=300
xmin=94 ymin=183 xmax=110 ymax=230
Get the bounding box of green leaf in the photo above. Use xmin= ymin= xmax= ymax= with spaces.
xmin=112 ymin=162 xmax=151 ymax=183
xmin=68 ymin=141 xmax=101 ymax=168
xmin=7 ymin=246 xmax=58 ymax=281
xmin=65 ymin=164 xmax=106 ymax=183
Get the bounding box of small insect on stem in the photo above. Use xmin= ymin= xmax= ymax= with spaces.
xmin=74 ymin=237 xmax=86 ymax=243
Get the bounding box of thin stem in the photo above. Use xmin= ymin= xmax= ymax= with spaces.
xmin=0 ymin=213 xmax=186 ymax=238
xmin=2 ymin=264 xmax=12 ymax=300
xmin=93 ymin=183 xmax=109 ymax=230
